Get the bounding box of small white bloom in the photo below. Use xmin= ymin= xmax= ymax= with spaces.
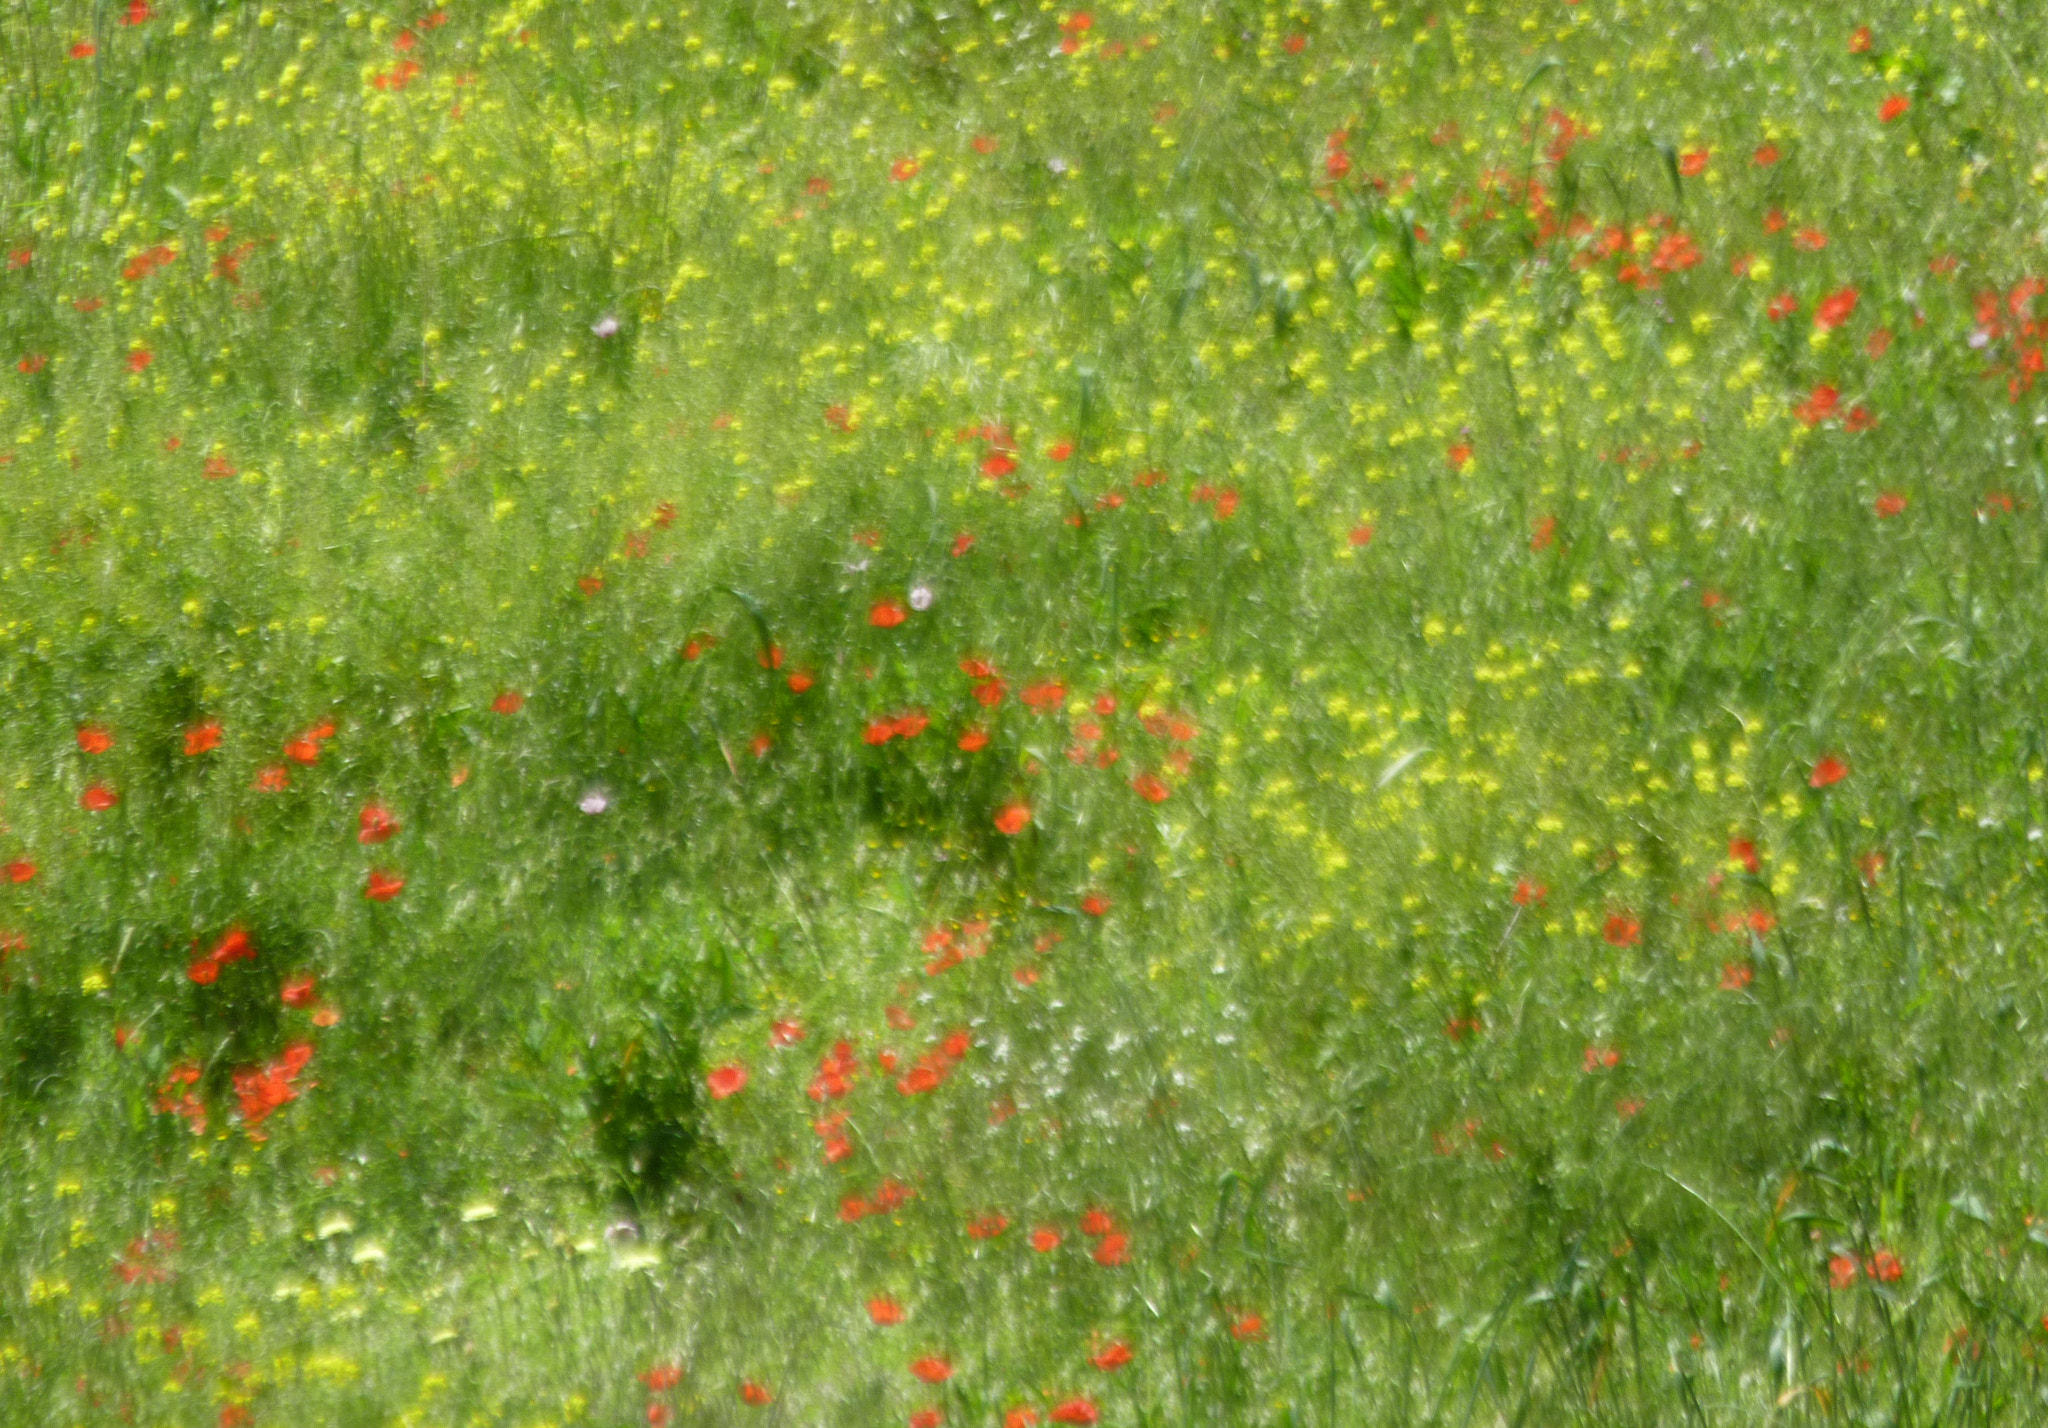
xmin=591 ymin=315 xmax=620 ymax=338
xmin=579 ymin=790 xmax=610 ymax=816
xmin=908 ymin=583 xmax=934 ymax=611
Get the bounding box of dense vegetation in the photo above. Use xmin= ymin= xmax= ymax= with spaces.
xmin=8 ymin=0 xmax=2048 ymax=1423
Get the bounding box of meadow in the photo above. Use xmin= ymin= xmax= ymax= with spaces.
xmin=6 ymin=0 xmax=2048 ymax=1423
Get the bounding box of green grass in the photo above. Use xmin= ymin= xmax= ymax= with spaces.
xmin=8 ymin=0 xmax=2048 ymax=1424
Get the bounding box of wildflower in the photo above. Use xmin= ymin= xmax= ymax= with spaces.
xmin=1093 ymin=1233 xmax=1130 ymax=1266
xmin=182 ymin=721 xmax=222 ymax=756
xmin=994 ymin=801 xmax=1032 ymax=835
xmin=591 ymin=316 xmax=620 ymax=338
xmin=1602 ymin=912 xmax=1641 ymax=947
xmin=1849 ymin=25 xmax=1872 ymax=52
xmin=1829 ymin=1254 xmax=1859 ymax=1290
xmin=1230 ymin=1314 xmax=1267 ymax=1341
xmin=1080 ymin=894 xmax=1110 ymax=917
xmin=1809 ymin=755 xmax=1849 ymax=788
xmin=967 ymin=1213 xmax=1009 ymax=1240
xmin=1032 ymin=1227 xmax=1062 ymax=1252
xmin=281 ymin=975 xmax=318 ymax=1008
xmin=256 ymin=766 xmax=289 ymax=792
xmin=1349 ymin=523 xmax=1375 ymax=547
xmin=910 ymin=1358 xmax=953 ymax=1384
xmin=959 ymin=728 xmax=991 ymax=752
xmin=1719 ymin=962 xmax=1754 ymax=992
xmin=870 ymin=597 xmax=908 ymax=628
xmin=80 ymin=783 xmax=118 ymax=812
xmin=1793 ymin=384 xmax=1840 ymax=425
xmin=910 ymin=1411 xmax=944 ymax=1428
xmin=1753 ymin=143 xmax=1781 ymax=165
xmin=579 ymin=790 xmax=611 ymax=815
xmin=1879 ymin=94 xmax=1910 ymax=124
xmin=771 ymin=1019 xmax=805 ymax=1048
xmin=1813 ymin=287 xmax=1858 ymax=331
xmin=358 ymin=803 xmax=400 ymax=844
xmin=76 ymin=724 xmax=113 ymax=754
xmin=1729 ymin=837 xmax=1761 ymax=874
xmin=1513 ymin=879 xmax=1547 ymax=906
xmin=740 ymin=1381 xmax=773 ymax=1407
xmin=1131 ymin=771 xmax=1171 ymax=804
xmin=1530 ymin=515 xmax=1558 ymax=551
xmin=1090 ymin=1341 xmax=1133 ymax=1372
xmin=4 ymin=860 xmax=34 ymax=883
xmin=1868 ymin=1249 xmax=1903 ymax=1283
xmin=1677 ymin=149 xmax=1709 ymax=176
xmin=706 ymin=1064 xmax=748 ymax=1100
xmin=492 ymin=689 xmax=525 ymax=715
xmin=1583 ymin=1045 xmax=1621 ymax=1072
xmin=1049 ymin=1400 xmax=1098 ymax=1426
xmin=868 ymin=1296 xmax=905 ymax=1326
xmin=364 ymin=869 xmax=406 ymax=902
xmin=1080 ymin=1207 xmax=1116 ymax=1236
xmin=951 ymin=533 xmax=977 ymax=557
xmin=890 ymin=157 xmax=922 ymax=182
xmin=908 ymin=584 xmax=934 ymax=612
xmin=1874 ymin=491 xmax=1906 ymax=517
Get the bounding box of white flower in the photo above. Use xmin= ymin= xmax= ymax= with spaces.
xmin=579 ymin=790 xmax=610 ymax=815
xmin=908 ymin=583 xmax=934 ymax=611
xmin=591 ymin=315 xmax=620 ymax=338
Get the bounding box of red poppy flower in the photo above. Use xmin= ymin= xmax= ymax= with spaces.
xmin=80 ymin=783 xmax=118 ymax=812
xmin=966 ymin=1213 xmax=1009 ymax=1240
xmin=890 ymin=157 xmax=922 ymax=182
xmin=364 ymin=869 xmax=406 ymax=902
xmin=1080 ymin=894 xmax=1110 ymax=917
xmin=870 ymin=597 xmax=908 ymax=628
xmin=1866 ymin=328 xmax=1893 ymax=358
xmin=1848 ymin=24 xmax=1872 ymax=53
xmin=1092 ymin=1233 xmax=1129 ymax=1266
xmin=283 ymin=737 xmax=321 ymax=765
xmin=868 ymin=1296 xmax=905 ymax=1326
xmin=951 ymin=532 xmax=976 ymax=557
xmin=1677 ymin=148 xmax=1709 ymax=176
xmin=1348 ymin=523 xmax=1374 ymax=547
xmin=212 ymin=927 xmax=253 ymax=964
xmin=1089 ymin=1341 xmax=1133 ymax=1372
xmin=1868 ymin=1248 xmax=1903 ymax=1282
xmin=959 ymin=728 xmax=990 ymax=752
xmin=1601 ymin=912 xmax=1640 ymax=947
xmin=76 ymin=724 xmax=113 ymax=754
xmin=1873 ymin=490 xmax=1905 ymax=516
xmin=1530 ymin=515 xmax=1558 ymax=551
xmin=771 ymin=1018 xmax=805 ymax=1048
xmin=640 ymin=1365 xmax=684 ymax=1392
xmin=1719 ymin=961 xmax=1754 ymax=992
xmin=972 ymin=135 xmax=999 ymax=155
xmin=994 ymin=801 xmax=1032 ymax=835
xmin=1792 ymin=227 xmax=1828 ymax=252
xmin=1765 ymin=293 xmax=1798 ymax=322
xmin=1513 ymin=879 xmax=1547 ymax=906
xmin=1813 ymin=286 xmax=1858 ymax=331
xmin=740 ymin=1381 xmax=773 ymax=1407
xmin=358 ymin=803 xmax=400 ymax=845
xmin=1230 ymin=1314 xmax=1267 ymax=1341
xmin=4 ymin=860 xmax=34 ymax=884
xmin=1829 ymin=1254 xmax=1859 ymax=1290
xmin=1879 ymin=94 xmax=1909 ymax=124
xmin=893 ymin=710 xmax=930 ymax=740
xmin=492 ymin=689 xmax=525 ymax=715
xmin=1752 ymin=143 xmax=1780 ymax=166
xmin=125 ymin=349 xmax=153 ymax=372
xmin=706 ymin=1063 xmax=748 ymax=1100
xmin=188 ymin=955 xmax=221 ymax=986
xmin=1845 ymin=405 xmax=1877 ymax=433
xmin=183 ymin=721 xmax=222 ymax=756
xmin=69 ymin=40 xmax=96 ymax=58
xmin=980 ymin=451 xmax=1017 ymax=479
xmin=17 ymin=354 xmax=46 ymax=375
xmin=865 ymin=718 xmax=898 ymax=747
xmin=787 ymin=670 xmax=813 ymax=694
xmin=1809 ymin=755 xmax=1848 ymax=788
xmin=1079 ymin=1207 xmax=1116 ymax=1236
xmin=1793 ymin=384 xmax=1840 ymax=426
xmin=1048 ymin=1400 xmax=1097 ymax=1427
xmin=1729 ymin=837 xmax=1761 ymax=874
xmin=279 ymin=973 xmax=318 ymax=1009
xmin=1582 ymin=1045 xmax=1621 ymax=1072
xmin=910 ymin=1357 xmax=953 ymax=1384
xmin=256 ymin=765 xmax=290 ymax=792
xmin=910 ymin=1411 xmax=943 ymax=1428
xmin=1130 ymin=771 xmax=1171 ymax=804
xmin=1032 ymin=1226 xmax=1062 ymax=1252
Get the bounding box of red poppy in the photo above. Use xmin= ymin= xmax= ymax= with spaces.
xmin=188 ymin=955 xmax=221 ymax=986
xmin=1829 ymin=1254 xmax=1859 ymax=1290
xmin=183 ymin=721 xmax=222 ymax=755
xmin=870 ymin=597 xmax=908 ymax=629
xmin=1793 ymin=384 xmax=1840 ymax=426
xmin=740 ymin=1382 xmax=773 ymax=1407
xmin=1031 ymin=1226 xmax=1062 ymax=1253
xmin=1766 ymin=293 xmax=1798 ymax=322
xmin=364 ymin=869 xmax=406 ymax=902
xmin=255 ymin=766 xmax=290 ymax=792
xmin=358 ymin=803 xmax=400 ymax=844
xmin=283 ymin=737 xmax=321 ymax=765
xmin=771 ymin=1018 xmax=805 ymax=1048
xmin=910 ymin=1411 xmax=944 ymax=1428
xmin=959 ymin=728 xmax=990 ymax=752
xmin=1845 ymin=405 xmax=1877 ymax=433
xmin=1090 ymin=1341 xmax=1133 ymax=1372
xmin=1873 ymin=490 xmax=1906 ymax=517
xmin=1080 ymin=893 xmax=1110 ymax=917
xmin=1230 ymin=1314 xmax=1267 ymax=1341
xmin=1348 ymin=523 xmax=1374 ymax=547
xmin=4 ymin=860 xmax=34 ymax=883
xmin=1583 ymin=1045 xmax=1621 ymax=1072
xmin=910 ymin=1358 xmax=953 ymax=1384
xmin=1868 ymin=1248 xmax=1903 ymax=1282
xmin=1719 ymin=961 xmax=1754 ymax=992
xmin=787 ymin=670 xmax=814 ymax=694
xmin=1530 ymin=515 xmax=1557 ymax=552
xmin=1048 ymin=1400 xmax=1098 ymax=1426
xmin=980 ymin=451 xmax=1017 ymax=480
xmin=1677 ymin=148 xmax=1709 ymax=177
xmin=76 ymin=724 xmax=113 ymax=754
xmin=69 ymin=39 xmax=96 ymax=58
xmin=1079 ymin=1207 xmax=1116 ymax=1236
xmin=1512 ymin=879 xmax=1547 ymax=906
xmin=951 ymin=532 xmax=976 ymax=557
xmin=994 ymin=801 xmax=1032 ymax=835
xmin=280 ymin=974 xmax=318 ymax=1009
xmin=890 ymin=157 xmax=922 ymax=182
xmin=1729 ymin=837 xmax=1761 ymax=874
xmin=1601 ymin=912 xmax=1640 ymax=947
xmin=1813 ymin=286 xmax=1858 ymax=332
xmin=893 ymin=710 xmax=930 ymax=740
xmin=706 ymin=1063 xmax=748 ymax=1100
xmin=865 ymin=718 xmax=898 ymax=747
xmin=1792 ymin=227 xmax=1828 ymax=252
xmin=1809 ymin=755 xmax=1848 ymax=788
xmin=492 ymin=689 xmax=525 ymax=715
xmin=212 ymin=927 xmax=253 ymax=964
xmin=1848 ymin=25 xmax=1872 ymax=53
xmin=1093 ymin=1233 xmax=1129 ymax=1266
xmin=868 ymin=1296 xmax=905 ymax=1326
xmin=640 ymin=1365 xmax=684 ymax=1392
xmin=80 ymin=783 xmax=118 ymax=812
xmin=972 ymin=135 xmax=999 ymax=155
xmin=1879 ymin=94 xmax=1909 ymax=124
xmin=967 ymin=1213 xmax=1009 ymax=1240
xmin=17 ymin=354 xmax=46 ymax=375
xmin=1752 ymin=143 xmax=1780 ymax=166
xmin=1020 ymin=680 xmax=1066 ymax=712
xmin=125 ymin=349 xmax=153 ymax=373
xmin=1130 ymin=771 xmax=1170 ymax=804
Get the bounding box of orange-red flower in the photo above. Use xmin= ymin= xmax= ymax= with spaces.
xmin=1809 ymin=755 xmax=1848 ymax=788
xmin=183 ymin=721 xmax=222 ymax=756
xmin=706 ymin=1063 xmax=748 ymax=1100
xmin=909 ymin=1357 xmax=952 ymax=1384
xmin=76 ymin=724 xmax=113 ymax=754
xmin=364 ymin=869 xmax=406 ymax=902
xmin=994 ymin=801 xmax=1031 ymax=835
xmin=868 ymin=1296 xmax=905 ymax=1326
xmin=1089 ymin=1341 xmax=1133 ymax=1372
